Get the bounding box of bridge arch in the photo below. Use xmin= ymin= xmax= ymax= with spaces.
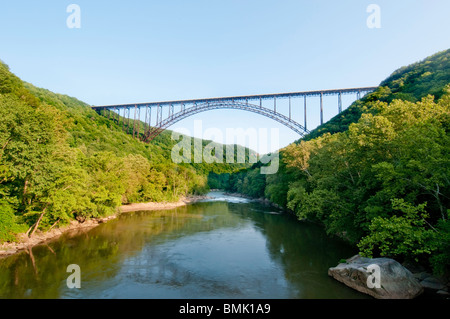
xmin=142 ymin=101 xmax=309 ymax=142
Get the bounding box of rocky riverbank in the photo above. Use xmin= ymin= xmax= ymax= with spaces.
xmin=328 ymin=255 xmax=450 ymax=299
xmin=405 ymin=261 xmax=450 ymax=299
xmin=0 ymin=195 xmax=209 ymax=259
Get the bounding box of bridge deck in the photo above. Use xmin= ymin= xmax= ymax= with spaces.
xmin=91 ymin=86 xmax=378 ymax=109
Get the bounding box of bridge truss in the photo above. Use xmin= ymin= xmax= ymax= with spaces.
xmin=92 ymin=87 xmax=377 ymax=142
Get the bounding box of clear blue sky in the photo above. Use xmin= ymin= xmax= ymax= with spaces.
xmin=1 ymin=0 xmax=449 ymax=153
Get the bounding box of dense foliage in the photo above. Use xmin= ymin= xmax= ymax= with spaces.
xmin=212 ymin=49 xmax=450 ymax=275
xmin=0 ymin=60 xmax=248 ymax=242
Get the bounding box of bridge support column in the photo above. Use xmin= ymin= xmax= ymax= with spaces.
xmin=338 ymin=92 xmax=342 ymax=113
xmin=304 ymin=95 xmax=307 ymax=130
xmin=157 ymin=104 xmax=163 ymax=126
xmin=150 ymin=106 xmax=152 ymax=132
xmin=320 ymin=92 xmax=323 ymax=125
xmin=137 ymin=107 xmax=141 ymax=138
xmin=156 ymin=104 xmax=160 ymax=126
xmin=289 ymin=97 xmax=291 ymax=120
xmin=132 ymin=104 xmax=137 ymax=138
xmin=127 ymin=107 xmax=132 ymax=133
xmin=122 ymin=108 xmax=125 ymax=132
xmin=144 ymin=105 xmax=148 ymax=134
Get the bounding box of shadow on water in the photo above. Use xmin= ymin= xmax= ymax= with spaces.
xmin=0 ymin=192 xmax=368 ymax=299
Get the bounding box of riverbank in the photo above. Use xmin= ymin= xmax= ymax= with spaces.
xmin=119 ymin=195 xmax=210 ymax=212
xmin=0 ymin=195 xmax=209 ymax=258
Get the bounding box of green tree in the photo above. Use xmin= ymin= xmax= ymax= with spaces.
xmin=358 ymin=199 xmax=438 ymax=263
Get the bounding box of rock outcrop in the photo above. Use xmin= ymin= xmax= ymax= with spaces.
xmin=328 ymin=255 xmax=423 ymax=299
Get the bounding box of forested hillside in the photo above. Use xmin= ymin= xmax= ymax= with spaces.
xmin=0 ymin=60 xmax=251 ymax=242
xmin=212 ymin=49 xmax=450 ymax=275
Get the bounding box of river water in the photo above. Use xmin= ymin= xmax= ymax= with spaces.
xmin=0 ymin=191 xmax=367 ymax=299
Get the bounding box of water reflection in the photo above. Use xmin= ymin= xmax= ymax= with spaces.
xmin=0 ymin=192 xmax=366 ymax=299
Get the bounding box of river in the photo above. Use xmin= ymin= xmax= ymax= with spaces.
xmin=0 ymin=191 xmax=367 ymax=299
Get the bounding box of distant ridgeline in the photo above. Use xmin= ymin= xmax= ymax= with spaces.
xmin=209 ymin=49 xmax=450 ymax=275
xmin=0 ymin=60 xmax=252 ymax=242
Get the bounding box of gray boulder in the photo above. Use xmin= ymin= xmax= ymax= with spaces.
xmin=328 ymin=255 xmax=423 ymax=299
xmin=419 ymin=276 xmax=447 ymax=291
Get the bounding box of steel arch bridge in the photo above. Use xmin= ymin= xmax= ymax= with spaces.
xmin=92 ymin=87 xmax=377 ymax=142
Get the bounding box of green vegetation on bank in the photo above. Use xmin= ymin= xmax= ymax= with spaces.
xmin=0 ymin=60 xmax=250 ymax=242
xmin=211 ymin=49 xmax=450 ymax=275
